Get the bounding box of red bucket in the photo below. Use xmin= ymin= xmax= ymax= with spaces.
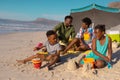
xmin=32 ymin=59 xmax=42 ymax=69
xmin=33 ymin=62 xmax=42 ymax=69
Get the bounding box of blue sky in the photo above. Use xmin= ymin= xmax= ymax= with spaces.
xmin=0 ymin=0 xmax=120 ymax=21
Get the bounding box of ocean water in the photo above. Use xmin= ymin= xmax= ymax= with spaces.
xmin=0 ymin=24 xmax=54 ymax=34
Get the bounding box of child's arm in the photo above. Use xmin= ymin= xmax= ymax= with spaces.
xmin=92 ymin=38 xmax=110 ymax=62
xmin=41 ymin=47 xmax=47 ymax=52
xmin=33 ymin=46 xmax=45 ymax=51
xmin=33 ymin=42 xmax=46 ymax=51
xmin=50 ymin=50 xmax=61 ymax=57
xmin=56 ymin=50 xmax=61 ymax=56
xmin=107 ymin=37 xmax=112 ymax=61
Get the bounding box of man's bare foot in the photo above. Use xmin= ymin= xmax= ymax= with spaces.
xmin=16 ymin=60 xmax=26 ymax=64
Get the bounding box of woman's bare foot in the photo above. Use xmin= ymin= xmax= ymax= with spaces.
xmin=16 ymin=60 xmax=26 ymax=64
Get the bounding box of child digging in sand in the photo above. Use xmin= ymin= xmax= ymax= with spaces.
xmin=77 ymin=24 xmax=112 ymax=68
xmin=17 ymin=30 xmax=61 ymax=70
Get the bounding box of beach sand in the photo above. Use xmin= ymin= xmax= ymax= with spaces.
xmin=0 ymin=31 xmax=120 ymax=80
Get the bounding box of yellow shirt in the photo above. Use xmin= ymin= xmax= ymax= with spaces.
xmin=83 ymin=32 xmax=91 ymax=41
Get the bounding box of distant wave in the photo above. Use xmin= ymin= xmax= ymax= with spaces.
xmin=0 ymin=25 xmax=54 ymax=34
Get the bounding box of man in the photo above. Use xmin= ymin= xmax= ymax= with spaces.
xmin=54 ymin=15 xmax=76 ymax=46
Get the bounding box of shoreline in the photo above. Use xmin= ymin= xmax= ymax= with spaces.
xmin=0 ymin=30 xmax=47 ymax=35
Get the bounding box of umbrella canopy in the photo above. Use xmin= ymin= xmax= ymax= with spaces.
xmin=70 ymin=4 xmax=120 ymax=32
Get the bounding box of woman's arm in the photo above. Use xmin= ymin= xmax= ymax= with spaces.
xmin=62 ymin=38 xmax=79 ymax=54
xmin=92 ymin=38 xmax=110 ymax=62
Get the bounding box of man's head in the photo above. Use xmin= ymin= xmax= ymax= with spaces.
xmin=82 ymin=17 xmax=92 ymax=29
xmin=64 ymin=15 xmax=73 ymax=26
xmin=46 ymin=30 xmax=57 ymax=45
xmin=94 ymin=24 xmax=106 ymax=40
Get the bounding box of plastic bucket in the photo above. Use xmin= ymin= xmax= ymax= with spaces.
xmin=32 ymin=59 xmax=42 ymax=69
xmin=83 ymin=58 xmax=95 ymax=67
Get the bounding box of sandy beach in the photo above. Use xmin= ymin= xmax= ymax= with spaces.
xmin=0 ymin=31 xmax=120 ymax=80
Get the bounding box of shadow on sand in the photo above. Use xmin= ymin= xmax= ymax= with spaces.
xmin=111 ymin=49 xmax=120 ymax=65
xmin=41 ymin=52 xmax=81 ymax=69
xmin=53 ymin=53 xmax=81 ymax=68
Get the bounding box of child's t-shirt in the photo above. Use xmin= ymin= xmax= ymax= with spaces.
xmin=76 ymin=27 xmax=93 ymax=39
xmin=44 ymin=41 xmax=61 ymax=55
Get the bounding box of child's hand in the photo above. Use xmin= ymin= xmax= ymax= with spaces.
xmin=33 ymin=47 xmax=40 ymax=51
xmin=104 ymin=56 xmax=110 ymax=62
xmin=34 ymin=43 xmax=43 ymax=51
xmin=60 ymin=51 xmax=66 ymax=55
xmin=42 ymin=48 xmax=47 ymax=52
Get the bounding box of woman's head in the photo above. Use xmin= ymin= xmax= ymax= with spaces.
xmin=82 ymin=17 xmax=92 ymax=29
xmin=46 ymin=30 xmax=57 ymax=45
xmin=94 ymin=24 xmax=106 ymax=40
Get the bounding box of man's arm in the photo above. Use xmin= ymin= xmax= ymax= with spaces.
xmin=62 ymin=38 xmax=79 ymax=54
xmin=54 ymin=23 xmax=61 ymax=32
xmin=71 ymin=27 xmax=76 ymax=39
xmin=92 ymin=38 xmax=110 ymax=62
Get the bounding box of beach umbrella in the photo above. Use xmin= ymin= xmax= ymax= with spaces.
xmin=70 ymin=4 xmax=120 ymax=32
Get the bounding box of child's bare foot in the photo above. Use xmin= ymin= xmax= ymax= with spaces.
xmin=16 ymin=60 xmax=26 ymax=64
xmin=45 ymin=66 xmax=50 ymax=71
xmin=45 ymin=66 xmax=53 ymax=71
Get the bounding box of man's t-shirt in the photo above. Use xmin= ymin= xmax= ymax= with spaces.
xmin=54 ymin=22 xmax=76 ymax=44
xmin=45 ymin=41 xmax=61 ymax=54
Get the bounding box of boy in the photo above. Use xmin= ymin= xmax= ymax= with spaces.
xmin=17 ymin=30 xmax=61 ymax=70
xmin=62 ymin=17 xmax=93 ymax=54
xmin=79 ymin=24 xmax=112 ymax=68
